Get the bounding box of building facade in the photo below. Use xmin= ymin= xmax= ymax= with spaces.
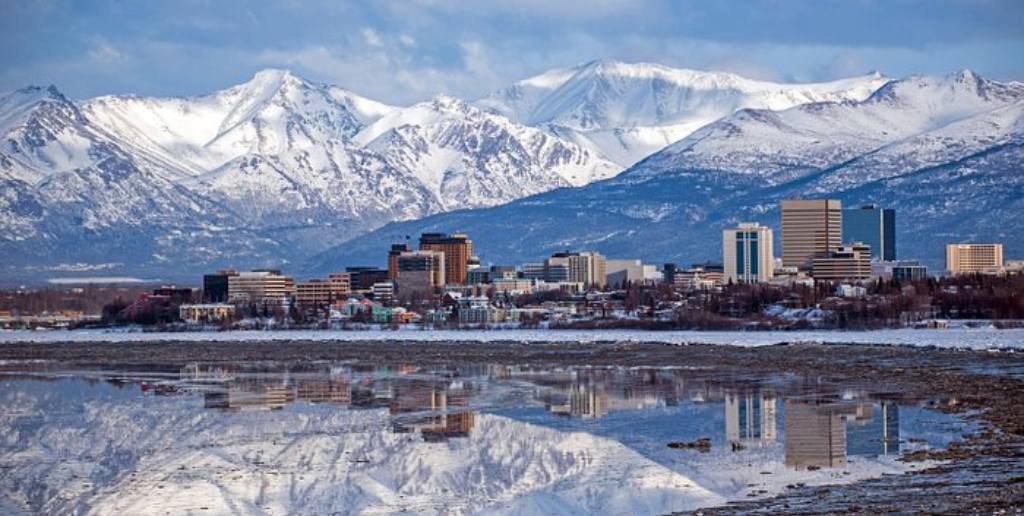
xmin=782 ymin=199 xmax=842 ymax=269
xmin=547 ymin=251 xmax=607 ymax=289
xmin=723 ymin=223 xmax=775 ymax=283
xmin=203 ymin=269 xmax=238 ymax=303
xmin=227 ymin=270 xmax=294 ymax=304
xmin=397 ymin=250 xmax=446 ymax=300
xmin=419 ymin=233 xmax=474 ymax=286
xmin=843 ymin=205 xmax=896 ymax=262
xmin=810 ymin=243 xmax=872 ymax=281
xmin=945 ymin=243 xmax=1004 ymax=274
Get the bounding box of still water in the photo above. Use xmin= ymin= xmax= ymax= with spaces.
xmin=0 ymin=363 xmax=972 ymax=516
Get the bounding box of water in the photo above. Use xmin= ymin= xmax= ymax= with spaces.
xmin=0 ymin=363 xmax=973 ymax=516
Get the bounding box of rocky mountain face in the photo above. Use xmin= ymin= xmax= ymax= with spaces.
xmin=0 ymin=70 xmax=615 ymax=282
xmin=317 ymin=71 xmax=1024 ymax=273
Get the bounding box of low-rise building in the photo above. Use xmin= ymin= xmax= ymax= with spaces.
xmin=180 ymin=303 xmax=236 ymax=323
xmin=811 ymin=243 xmax=872 ymax=281
xmin=228 ymin=270 xmax=294 ymax=305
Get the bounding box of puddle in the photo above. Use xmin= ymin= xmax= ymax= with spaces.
xmin=0 ymin=363 xmax=974 ymax=516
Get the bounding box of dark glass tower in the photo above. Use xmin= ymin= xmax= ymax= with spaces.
xmin=842 ymin=205 xmax=896 ymax=261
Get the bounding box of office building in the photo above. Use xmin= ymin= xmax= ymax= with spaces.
xmin=419 ymin=233 xmax=475 ymax=286
xmin=388 ymin=242 xmax=413 ymax=280
xmin=810 ymin=243 xmax=873 ymax=281
xmin=397 ymin=250 xmax=446 ymax=300
xmin=203 ymin=269 xmax=238 ymax=303
xmin=723 ymin=223 xmax=775 ymax=283
xmin=843 ymin=205 xmax=896 ymax=261
xmin=945 ymin=243 xmax=1004 ymax=274
xmin=782 ymin=199 xmax=842 ymax=268
xmin=228 ymin=270 xmax=294 ymax=304
xmin=346 ymin=267 xmax=390 ymax=291
xmin=327 ymin=272 xmax=352 ymax=296
xmin=892 ymin=261 xmax=928 ymax=281
xmin=605 ymin=259 xmax=659 ymax=288
xmin=295 ymin=279 xmax=334 ymax=305
xmin=547 ymin=251 xmax=607 ymax=289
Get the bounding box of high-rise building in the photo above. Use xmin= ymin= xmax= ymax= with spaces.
xmin=203 ymin=269 xmax=238 ymax=303
xmin=388 ymin=242 xmax=413 ymax=280
xmin=782 ymin=199 xmax=842 ymax=268
xmin=810 ymin=243 xmax=873 ymax=281
xmin=419 ymin=233 xmax=474 ymax=286
xmin=843 ymin=205 xmax=896 ymax=261
xmin=723 ymin=223 xmax=775 ymax=283
xmin=346 ymin=267 xmax=390 ymax=291
xmin=548 ymin=251 xmax=607 ymax=289
xmin=946 ymin=243 xmax=1004 ymax=274
xmin=397 ymin=250 xmax=446 ymax=300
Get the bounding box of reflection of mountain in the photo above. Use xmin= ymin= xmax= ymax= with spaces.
xmin=0 ymin=387 xmax=724 ymax=516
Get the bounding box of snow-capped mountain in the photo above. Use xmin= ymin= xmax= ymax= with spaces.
xmin=317 ymin=70 xmax=1024 ymax=272
xmin=0 ymin=70 xmax=615 ymax=281
xmin=477 ymin=60 xmax=890 ymax=167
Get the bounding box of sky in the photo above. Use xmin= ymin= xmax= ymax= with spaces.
xmin=1 ymin=0 xmax=1022 ymax=105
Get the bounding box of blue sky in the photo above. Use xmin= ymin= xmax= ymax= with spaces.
xmin=2 ymin=0 xmax=1022 ymax=105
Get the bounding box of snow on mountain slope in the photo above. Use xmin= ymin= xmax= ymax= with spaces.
xmin=477 ymin=60 xmax=890 ymax=167
xmin=355 ymin=95 xmax=619 ymax=205
xmin=317 ymin=70 xmax=1024 ymax=273
xmin=0 ymin=70 xmax=617 ymax=281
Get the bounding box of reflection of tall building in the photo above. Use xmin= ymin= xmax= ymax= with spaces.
xmin=390 ymin=380 xmax=477 ymax=441
xmin=725 ymin=391 xmax=777 ymax=443
xmin=846 ymin=402 xmax=900 ymax=457
xmin=547 ymin=382 xmax=610 ymax=419
xmin=204 ymin=381 xmax=295 ymax=411
xmin=784 ymin=400 xmax=847 ymax=469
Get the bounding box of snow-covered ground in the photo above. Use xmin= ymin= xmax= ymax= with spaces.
xmin=1 ymin=327 xmax=1022 ymax=350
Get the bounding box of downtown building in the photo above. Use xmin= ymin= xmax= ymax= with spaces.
xmin=945 ymin=243 xmax=1004 ymax=274
xmin=396 ymin=250 xmax=446 ymax=301
xmin=419 ymin=233 xmax=476 ymax=286
xmin=227 ymin=270 xmax=294 ymax=305
xmin=781 ymin=199 xmax=842 ymax=269
xmin=722 ymin=223 xmax=775 ymax=283
xmin=528 ymin=251 xmax=607 ymax=289
xmin=810 ymin=243 xmax=873 ymax=281
xmin=842 ymin=205 xmax=896 ymax=262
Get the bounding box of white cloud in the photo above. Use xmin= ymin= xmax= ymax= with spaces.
xmin=362 ymin=28 xmax=383 ymax=48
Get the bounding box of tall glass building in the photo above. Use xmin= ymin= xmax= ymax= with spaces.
xmin=842 ymin=205 xmax=896 ymax=262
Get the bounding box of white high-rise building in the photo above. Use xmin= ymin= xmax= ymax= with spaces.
xmin=723 ymin=223 xmax=775 ymax=283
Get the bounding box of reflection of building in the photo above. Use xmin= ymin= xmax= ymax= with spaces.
xmin=725 ymin=391 xmax=777 ymax=443
xmin=784 ymin=400 xmax=848 ymax=469
xmin=390 ymin=380 xmax=477 ymax=441
xmin=295 ymin=377 xmax=352 ymax=405
xmin=205 ymin=381 xmax=295 ymax=411
xmin=547 ymin=382 xmax=610 ymax=419
xmin=846 ymin=402 xmax=899 ymax=457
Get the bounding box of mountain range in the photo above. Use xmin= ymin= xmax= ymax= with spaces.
xmin=1 ymin=61 xmax=1021 ymax=283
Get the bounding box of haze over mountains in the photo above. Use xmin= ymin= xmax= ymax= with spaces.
xmin=1 ymin=61 xmax=1021 ymax=282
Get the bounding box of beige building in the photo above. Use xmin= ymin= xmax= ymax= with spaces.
xmin=781 ymin=199 xmax=842 ymax=268
xmin=945 ymin=243 xmax=1004 ymax=274
xmin=295 ymin=279 xmax=334 ymax=305
xmin=327 ymin=272 xmax=352 ymax=296
xmin=548 ymin=251 xmax=607 ymax=289
xmin=179 ymin=303 xmax=236 ymax=323
xmin=811 ymin=243 xmax=873 ymax=281
xmin=723 ymin=222 xmax=775 ymax=283
xmin=228 ymin=270 xmax=294 ymax=304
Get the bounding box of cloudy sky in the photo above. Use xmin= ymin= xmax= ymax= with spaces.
xmin=2 ymin=0 xmax=1022 ymax=105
